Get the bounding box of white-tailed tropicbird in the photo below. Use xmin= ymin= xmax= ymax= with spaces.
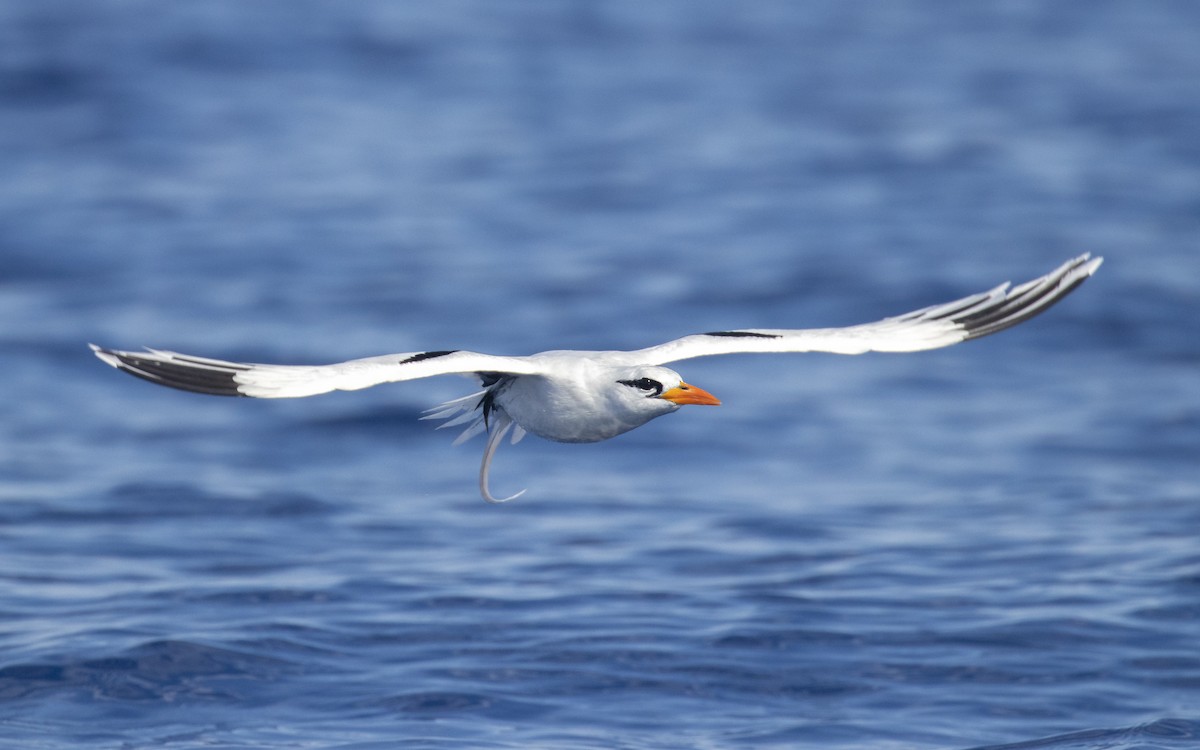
xmin=91 ymin=254 xmax=1102 ymax=502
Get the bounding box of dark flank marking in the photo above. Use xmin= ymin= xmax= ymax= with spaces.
xmin=478 ymin=372 xmax=505 ymax=388
xmin=479 ymin=388 xmax=499 ymax=429
xmin=400 ymin=350 xmax=458 ymax=364
xmin=703 ymin=331 xmax=781 ymax=339
xmin=474 ymin=374 xmax=513 ymax=429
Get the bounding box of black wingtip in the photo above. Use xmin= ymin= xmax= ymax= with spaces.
xmin=959 ymin=254 xmax=1101 ymax=342
xmin=91 ymin=345 xmax=247 ymax=397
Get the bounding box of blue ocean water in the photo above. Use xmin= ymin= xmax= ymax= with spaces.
xmin=2 ymin=1 xmax=1198 ymax=748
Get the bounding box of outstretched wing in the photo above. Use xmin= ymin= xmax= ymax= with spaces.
xmin=629 ymin=254 xmax=1102 ymax=365
xmin=89 ymin=345 xmax=543 ymax=398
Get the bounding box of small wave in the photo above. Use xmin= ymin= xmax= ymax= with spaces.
xmin=33 ymin=483 xmax=337 ymax=522
xmin=965 ymin=717 xmax=1200 ymax=750
xmin=0 ymin=639 xmax=298 ymax=703
xmin=368 ymin=690 xmax=550 ymax=719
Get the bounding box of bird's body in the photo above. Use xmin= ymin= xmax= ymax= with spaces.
xmin=92 ymin=254 xmax=1102 ymax=502
xmin=487 ymin=357 xmax=708 ymax=443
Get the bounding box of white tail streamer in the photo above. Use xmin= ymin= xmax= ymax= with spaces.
xmin=422 ymin=390 xmax=527 ymax=502
xmin=477 ymin=411 xmax=526 ymax=504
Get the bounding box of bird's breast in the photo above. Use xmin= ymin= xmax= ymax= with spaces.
xmin=496 ymin=373 xmax=658 ymax=444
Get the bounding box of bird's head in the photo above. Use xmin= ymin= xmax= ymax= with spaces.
xmin=613 ymin=366 xmax=721 ymax=417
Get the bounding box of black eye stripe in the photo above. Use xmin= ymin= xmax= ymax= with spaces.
xmin=618 ymin=377 xmax=663 ymax=396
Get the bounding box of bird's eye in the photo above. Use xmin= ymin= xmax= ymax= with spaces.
xmin=618 ymin=377 xmax=663 ymax=396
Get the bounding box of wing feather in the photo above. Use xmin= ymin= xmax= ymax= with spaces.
xmin=629 ymin=254 xmax=1102 ymax=365
xmin=89 ymin=345 xmax=542 ymax=398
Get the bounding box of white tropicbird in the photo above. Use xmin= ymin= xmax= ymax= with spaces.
xmin=92 ymin=254 xmax=1101 ymax=502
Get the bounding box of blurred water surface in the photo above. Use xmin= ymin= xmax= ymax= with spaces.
xmin=1 ymin=2 xmax=1198 ymax=749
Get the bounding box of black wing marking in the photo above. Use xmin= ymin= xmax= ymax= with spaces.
xmin=90 ymin=346 xmax=248 ymax=397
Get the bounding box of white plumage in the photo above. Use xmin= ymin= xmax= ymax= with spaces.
xmin=92 ymin=254 xmax=1102 ymax=502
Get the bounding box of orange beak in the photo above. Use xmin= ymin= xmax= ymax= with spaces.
xmin=659 ymin=382 xmax=721 ymax=406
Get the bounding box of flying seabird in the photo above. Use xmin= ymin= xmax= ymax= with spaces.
xmin=91 ymin=254 xmax=1102 ymax=502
